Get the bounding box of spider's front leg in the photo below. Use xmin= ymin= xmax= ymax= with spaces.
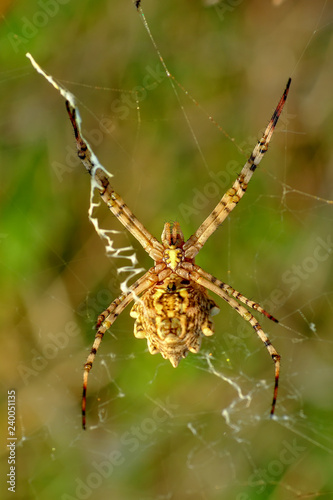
xmin=184 ymin=78 xmax=291 ymax=260
xmin=65 ymin=100 xmax=164 ymax=262
xmin=26 ymin=55 xmax=164 ymax=260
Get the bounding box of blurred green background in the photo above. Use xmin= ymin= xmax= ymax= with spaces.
xmin=1 ymin=0 xmax=333 ymax=499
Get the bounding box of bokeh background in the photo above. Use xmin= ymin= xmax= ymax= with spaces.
xmin=1 ymin=0 xmax=333 ymax=499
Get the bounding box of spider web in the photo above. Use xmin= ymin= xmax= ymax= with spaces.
xmin=2 ymin=1 xmax=333 ymax=499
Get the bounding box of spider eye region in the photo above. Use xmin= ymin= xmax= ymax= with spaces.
xmin=163 ymin=247 xmax=184 ymax=270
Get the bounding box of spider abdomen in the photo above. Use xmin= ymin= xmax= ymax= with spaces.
xmin=130 ymin=274 xmax=219 ymax=367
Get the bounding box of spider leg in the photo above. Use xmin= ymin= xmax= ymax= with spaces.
xmin=192 ymin=265 xmax=278 ymax=322
xmin=65 ymin=101 xmax=164 ymax=261
xmin=25 ymin=55 xmax=163 ymax=261
xmin=82 ymin=268 xmax=159 ymax=429
xmin=179 ymin=264 xmax=280 ymax=416
xmin=184 ymin=79 xmax=291 ymax=259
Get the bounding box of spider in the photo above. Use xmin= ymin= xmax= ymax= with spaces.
xmin=27 ymin=53 xmax=290 ymax=429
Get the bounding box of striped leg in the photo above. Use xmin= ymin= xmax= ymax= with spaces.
xmin=26 ymin=54 xmax=163 ymax=262
xmin=193 ymin=266 xmax=278 ymax=323
xmin=65 ymin=102 xmax=164 ymax=262
xmin=82 ymin=269 xmax=158 ymax=429
xmin=184 ymin=79 xmax=291 ymax=259
xmin=186 ymin=267 xmax=280 ymax=416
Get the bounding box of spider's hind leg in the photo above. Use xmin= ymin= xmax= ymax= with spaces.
xmin=82 ymin=269 xmax=158 ymax=429
xmin=184 ymin=264 xmax=281 ymax=416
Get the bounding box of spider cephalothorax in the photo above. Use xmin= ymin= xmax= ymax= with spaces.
xmin=27 ymin=52 xmax=290 ymax=429
xmin=161 ymin=222 xmax=186 ymax=271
